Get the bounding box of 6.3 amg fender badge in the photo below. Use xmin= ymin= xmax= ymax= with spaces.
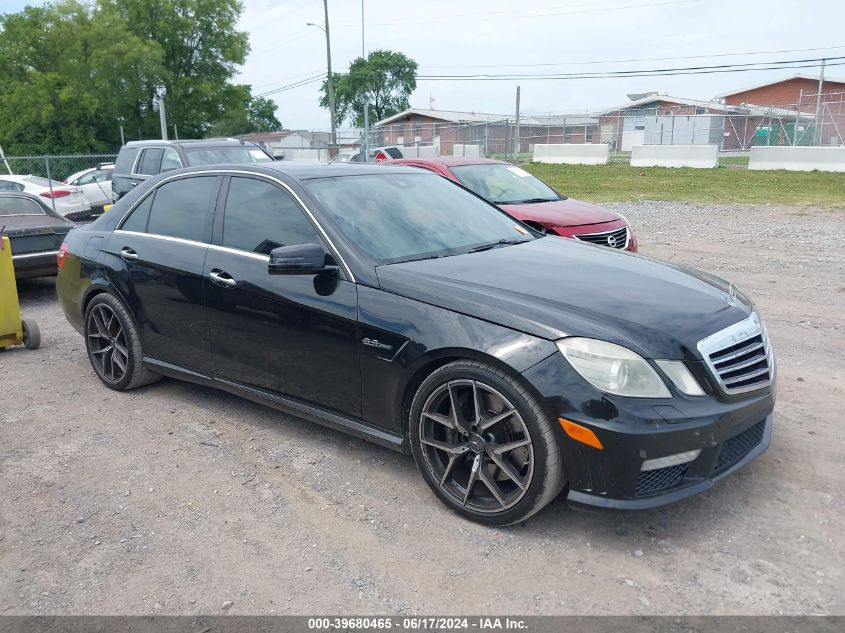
xmin=362 ymin=338 xmax=393 ymax=351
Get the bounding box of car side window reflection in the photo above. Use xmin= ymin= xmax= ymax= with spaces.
xmin=120 ymin=194 xmax=154 ymax=233
xmin=221 ymin=177 xmax=321 ymax=256
xmin=141 ymin=177 xmax=216 ymax=242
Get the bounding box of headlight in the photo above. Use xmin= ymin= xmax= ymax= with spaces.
xmin=654 ymin=360 xmax=705 ymax=396
xmin=556 ymin=338 xmax=670 ymax=398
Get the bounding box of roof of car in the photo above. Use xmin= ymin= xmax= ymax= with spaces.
xmin=123 ymin=138 xmax=256 ymax=148
xmin=391 ymin=157 xmax=508 ymax=167
xmin=165 ymin=162 xmax=426 ymax=180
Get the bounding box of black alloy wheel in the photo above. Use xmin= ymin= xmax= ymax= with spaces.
xmin=84 ymin=293 xmax=161 ymax=391
xmin=410 ymin=361 xmax=565 ymax=525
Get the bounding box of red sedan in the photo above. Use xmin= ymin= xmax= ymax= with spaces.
xmin=389 ymin=157 xmax=637 ymax=252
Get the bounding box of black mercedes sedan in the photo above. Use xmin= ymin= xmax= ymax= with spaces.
xmin=0 ymin=192 xmax=75 ymax=279
xmin=55 ymin=163 xmax=776 ymax=525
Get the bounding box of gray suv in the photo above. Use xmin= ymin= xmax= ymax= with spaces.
xmin=112 ymin=138 xmax=273 ymax=200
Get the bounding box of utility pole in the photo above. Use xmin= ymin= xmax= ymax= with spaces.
xmin=323 ymin=0 xmax=337 ymax=150
xmin=173 ymin=124 xmax=179 ymax=140
xmin=119 ymin=125 xmax=125 ymax=146
xmin=362 ymin=0 xmax=370 ymax=159
xmin=158 ymin=95 xmax=168 ymax=141
xmin=514 ymin=86 xmax=521 ymax=162
xmin=815 ymin=58 xmax=826 ymax=146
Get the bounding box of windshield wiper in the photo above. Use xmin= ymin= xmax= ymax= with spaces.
xmin=468 ymin=238 xmax=530 ymax=253
xmin=497 ymin=197 xmax=557 ymax=205
xmin=393 ymin=252 xmax=443 ymax=264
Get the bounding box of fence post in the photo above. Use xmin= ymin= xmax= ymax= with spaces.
xmin=44 ymin=156 xmax=57 ymax=214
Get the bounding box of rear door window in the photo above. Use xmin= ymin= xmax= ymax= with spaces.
xmin=120 ymin=194 xmax=154 ymax=232
xmin=137 ymin=148 xmax=164 ymax=175
xmin=114 ymin=148 xmax=139 ymax=174
xmin=146 ymin=176 xmax=218 ymax=242
xmin=0 ymin=197 xmax=45 ymax=215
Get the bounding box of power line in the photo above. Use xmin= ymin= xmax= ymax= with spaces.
xmin=412 ymin=56 xmax=845 ymax=81
xmin=419 ymin=45 xmax=845 ymax=70
xmin=255 ymin=73 xmax=327 ymax=98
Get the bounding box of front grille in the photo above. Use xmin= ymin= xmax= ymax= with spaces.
xmin=636 ymin=463 xmax=688 ymax=497
xmin=574 ymin=226 xmax=628 ymax=249
xmin=713 ymin=420 xmax=766 ymax=475
xmin=698 ymin=314 xmax=772 ymax=394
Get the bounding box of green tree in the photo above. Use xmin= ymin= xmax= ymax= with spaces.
xmin=320 ymin=50 xmax=417 ymax=127
xmin=205 ymin=85 xmax=281 ymax=137
xmin=100 ymin=0 xmax=250 ymax=138
xmin=0 ymin=1 xmax=165 ymax=154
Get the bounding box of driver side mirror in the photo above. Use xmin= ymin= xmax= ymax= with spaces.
xmin=268 ymin=243 xmax=337 ymax=275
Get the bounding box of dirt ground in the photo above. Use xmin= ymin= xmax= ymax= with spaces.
xmin=1 ymin=201 xmax=843 ymax=616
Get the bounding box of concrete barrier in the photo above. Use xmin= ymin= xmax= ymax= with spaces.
xmin=532 ymin=144 xmax=609 ymax=165
xmin=452 ymin=144 xmax=484 ymax=158
xmin=281 ymin=149 xmax=324 ymax=161
xmin=398 ymin=145 xmax=439 ymax=158
xmin=748 ymin=146 xmax=845 ymax=172
xmin=630 ymin=144 xmax=719 ymax=168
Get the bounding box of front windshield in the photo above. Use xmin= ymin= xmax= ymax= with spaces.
xmin=184 ymin=146 xmax=273 ymax=165
xmin=304 ymin=173 xmax=533 ymax=264
xmin=450 ymin=164 xmax=560 ymax=205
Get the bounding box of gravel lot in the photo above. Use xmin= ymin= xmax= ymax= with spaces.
xmin=1 ymin=201 xmax=843 ymax=616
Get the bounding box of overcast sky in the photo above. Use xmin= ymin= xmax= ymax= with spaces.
xmin=236 ymin=0 xmax=845 ymax=129
xmin=2 ymin=0 xmax=842 ymax=129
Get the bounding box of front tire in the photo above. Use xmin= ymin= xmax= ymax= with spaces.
xmin=84 ymin=293 xmax=160 ymax=391
xmin=409 ymin=360 xmax=565 ymax=525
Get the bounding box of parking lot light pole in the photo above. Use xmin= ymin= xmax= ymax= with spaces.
xmin=308 ymin=0 xmax=337 ymax=150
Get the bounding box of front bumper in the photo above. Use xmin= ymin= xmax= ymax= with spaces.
xmin=566 ymin=414 xmax=772 ymax=511
xmin=522 ymin=353 xmax=775 ymax=512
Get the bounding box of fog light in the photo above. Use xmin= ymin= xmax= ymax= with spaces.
xmin=640 ymin=449 xmax=701 ymax=472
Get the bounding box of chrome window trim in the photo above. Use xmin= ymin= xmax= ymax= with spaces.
xmin=114 ymin=169 xmax=355 ymax=281
xmin=697 ymin=312 xmax=772 ymax=395
xmin=573 ymin=226 xmax=629 ymax=249
xmin=114 ymin=230 xmax=269 ymax=262
xmin=12 ymin=250 xmax=60 ymax=260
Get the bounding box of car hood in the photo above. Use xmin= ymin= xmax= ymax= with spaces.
xmin=498 ymin=198 xmax=622 ymax=228
xmin=376 ymin=237 xmax=752 ymax=360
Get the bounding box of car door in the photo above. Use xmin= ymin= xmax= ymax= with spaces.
xmin=109 ymin=174 xmax=220 ymax=371
xmin=74 ymin=169 xmax=112 ymax=206
xmin=204 ymin=174 xmax=361 ymax=418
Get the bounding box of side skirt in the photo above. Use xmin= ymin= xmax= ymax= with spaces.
xmin=143 ymin=357 xmax=408 ymax=453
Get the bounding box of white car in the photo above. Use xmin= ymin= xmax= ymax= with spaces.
xmin=0 ymin=175 xmax=91 ymax=219
xmin=64 ymin=165 xmax=115 ymax=207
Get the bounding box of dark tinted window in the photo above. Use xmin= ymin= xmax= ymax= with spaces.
xmin=146 ymin=177 xmax=217 ymax=242
xmin=183 ymin=146 xmax=272 ymax=165
xmin=385 ymin=147 xmax=403 ymax=159
xmin=114 ymin=148 xmax=139 ymax=174
xmin=120 ymin=194 xmax=154 ymax=232
xmin=137 ymin=148 xmax=163 ymax=175
xmin=0 ymin=197 xmax=45 ymax=215
xmin=0 ymin=180 xmax=24 ymax=192
xmin=222 ymin=177 xmax=320 ymax=255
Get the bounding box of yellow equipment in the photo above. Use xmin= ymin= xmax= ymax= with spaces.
xmin=0 ymin=236 xmax=40 ymax=350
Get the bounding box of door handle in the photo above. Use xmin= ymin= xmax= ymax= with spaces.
xmin=120 ymin=247 xmax=139 ymax=260
xmin=209 ymin=269 xmax=237 ymax=287
xmin=130 ymin=181 xmax=139 ymax=187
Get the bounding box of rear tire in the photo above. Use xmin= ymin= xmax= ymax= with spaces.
xmin=21 ymin=319 xmax=40 ymax=350
xmin=409 ymin=360 xmax=565 ymax=526
xmin=84 ymin=293 xmax=161 ymax=391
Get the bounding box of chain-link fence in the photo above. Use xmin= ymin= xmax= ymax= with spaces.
xmin=339 ymin=92 xmax=845 ymax=164
xmin=0 ymin=154 xmax=118 ymax=223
